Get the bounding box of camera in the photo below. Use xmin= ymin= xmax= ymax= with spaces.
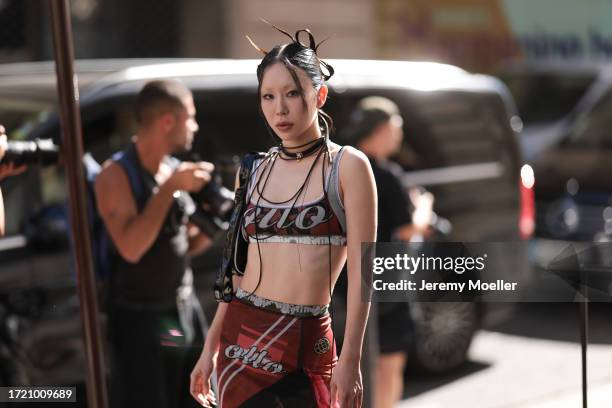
xmin=0 ymin=139 xmax=60 ymax=166
xmin=175 ymin=152 xmax=237 ymax=236
xmin=191 ymin=178 xmax=235 ymax=220
xmin=188 ymin=173 xmax=235 ymax=237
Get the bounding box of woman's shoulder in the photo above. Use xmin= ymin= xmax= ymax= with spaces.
xmin=331 ymin=143 xmax=371 ymax=169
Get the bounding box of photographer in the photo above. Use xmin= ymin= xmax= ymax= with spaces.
xmin=95 ymin=80 xmax=214 ymax=408
xmin=0 ymin=125 xmax=27 ymax=236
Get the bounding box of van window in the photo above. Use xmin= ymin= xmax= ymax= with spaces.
xmin=188 ymin=90 xmax=269 ymax=187
xmin=80 ymin=98 xmax=138 ymax=163
xmin=569 ymin=88 xmax=612 ymax=149
xmin=0 ymin=99 xmax=53 ymax=140
xmin=499 ymin=71 xmax=595 ymax=125
xmin=192 ymin=90 xmax=269 ymax=157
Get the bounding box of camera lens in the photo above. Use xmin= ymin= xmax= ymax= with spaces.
xmin=1 ymin=139 xmax=60 ymax=166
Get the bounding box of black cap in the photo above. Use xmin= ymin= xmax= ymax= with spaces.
xmin=341 ymin=96 xmax=401 ymax=146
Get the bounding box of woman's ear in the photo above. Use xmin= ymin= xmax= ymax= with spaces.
xmin=317 ymin=85 xmax=328 ymax=108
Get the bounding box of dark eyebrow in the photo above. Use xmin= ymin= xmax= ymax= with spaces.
xmin=260 ymin=82 xmax=298 ymax=93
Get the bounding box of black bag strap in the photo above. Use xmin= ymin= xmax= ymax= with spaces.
xmin=214 ymin=152 xmax=266 ymax=302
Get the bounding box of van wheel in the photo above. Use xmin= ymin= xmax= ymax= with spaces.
xmin=410 ymin=302 xmax=478 ymax=373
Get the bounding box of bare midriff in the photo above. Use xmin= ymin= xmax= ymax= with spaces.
xmin=239 ymin=242 xmax=347 ymax=306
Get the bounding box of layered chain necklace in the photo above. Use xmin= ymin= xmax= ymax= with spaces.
xmin=242 ymin=136 xmax=335 ymax=338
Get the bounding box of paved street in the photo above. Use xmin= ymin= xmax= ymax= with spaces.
xmin=398 ymin=303 xmax=612 ymax=407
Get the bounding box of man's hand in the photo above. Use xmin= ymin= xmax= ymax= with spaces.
xmin=0 ymin=126 xmax=27 ymax=181
xmin=409 ymin=187 xmax=434 ymax=231
xmin=166 ymin=161 xmax=214 ymax=193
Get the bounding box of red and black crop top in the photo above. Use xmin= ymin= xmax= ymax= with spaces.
xmin=242 ymin=147 xmax=347 ymax=246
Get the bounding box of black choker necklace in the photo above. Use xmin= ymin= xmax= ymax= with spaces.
xmin=282 ymin=137 xmax=322 ymax=150
xmin=280 ymin=137 xmax=326 ymax=161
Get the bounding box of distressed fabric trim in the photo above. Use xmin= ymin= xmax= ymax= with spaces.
xmin=248 ymin=234 xmax=347 ymax=246
xmin=235 ymin=288 xmax=329 ymax=317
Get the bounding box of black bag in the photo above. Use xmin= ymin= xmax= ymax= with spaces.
xmin=214 ymin=152 xmax=265 ymax=302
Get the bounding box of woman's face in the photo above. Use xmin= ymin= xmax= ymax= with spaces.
xmin=259 ymin=62 xmax=325 ymax=144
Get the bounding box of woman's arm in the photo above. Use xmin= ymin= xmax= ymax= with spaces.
xmin=190 ymin=301 xmax=227 ymax=406
xmin=339 ymin=146 xmax=377 ymax=360
xmin=331 ymin=147 xmax=377 ymax=407
xmin=203 ymin=301 xmax=228 ymax=355
xmin=198 ymin=272 xmax=241 ymax=356
xmin=190 ymin=167 xmax=243 ymax=406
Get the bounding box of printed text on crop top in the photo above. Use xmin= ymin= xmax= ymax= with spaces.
xmin=242 ymin=148 xmax=347 ymax=246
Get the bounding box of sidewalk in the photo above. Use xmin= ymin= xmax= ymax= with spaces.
xmin=396 ymin=329 xmax=612 ymax=408
xmin=520 ymin=380 xmax=612 ymax=408
xmin=397 ymin=379 xmax=612 ymax=408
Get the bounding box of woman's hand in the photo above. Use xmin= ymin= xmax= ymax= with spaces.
xmin=190 ymin=349 xmax=218 ymax=407
xmin=330 ymin=357 xmax=363 ymax=408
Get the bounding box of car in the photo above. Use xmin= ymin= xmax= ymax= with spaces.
xmin=0 ymin=58 xmax=530 ymax=386
xmin=498 ymin=61 xmax=612 ymax=297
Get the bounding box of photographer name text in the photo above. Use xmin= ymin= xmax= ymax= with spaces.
xmin=373 ymin=279 xmax=517 ymax=292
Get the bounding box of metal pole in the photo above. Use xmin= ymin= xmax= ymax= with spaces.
xmin=48 ymin=2 xmax=108 ymax=407
xmin=579 ymin=284 xmax=588 ymax=408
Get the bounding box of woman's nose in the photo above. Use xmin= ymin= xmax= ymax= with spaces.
xmin=276 ymin=98 xmax=288 ymax=116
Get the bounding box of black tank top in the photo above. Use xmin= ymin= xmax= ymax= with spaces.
xmin=110 ymin=145 xmax=191 ymax=307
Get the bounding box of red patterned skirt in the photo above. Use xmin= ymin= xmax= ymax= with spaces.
xmin=216 ymin=292 xmax=339 ymax=407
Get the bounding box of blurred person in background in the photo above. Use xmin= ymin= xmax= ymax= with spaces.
xmin=95 ymin=80 xmax=214 ymax=408
xmin=342 ymin=96 xmax=434 ymax=408
xmin=0 ymin=125 xmax=27 ymax=236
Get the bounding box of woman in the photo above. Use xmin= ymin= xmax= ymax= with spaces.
xmin=190 ymin=26 xmax=376 ymax=408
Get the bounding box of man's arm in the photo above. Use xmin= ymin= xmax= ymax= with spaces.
xmin=95 ymin=161 xmax=211 ymax=263
xmin=95 ymin=162 xmax=177 ymax=263
xmin=187 ymin=223 xmax=212 ymax=257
